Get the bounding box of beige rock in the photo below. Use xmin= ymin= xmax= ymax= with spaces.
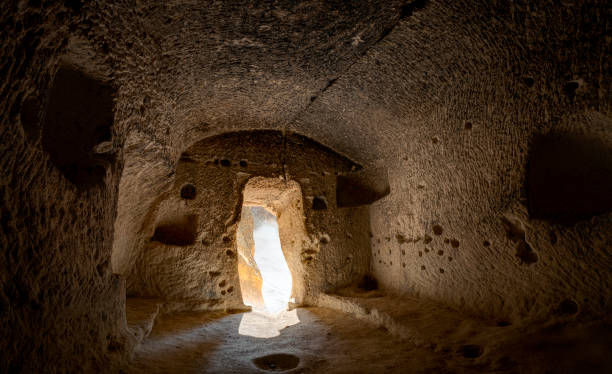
xmin=1 ymin=1 xmax=611 ymax=372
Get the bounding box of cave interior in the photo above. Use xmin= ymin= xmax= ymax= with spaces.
xmin=1 ymin=0 xmax=611 ymax=373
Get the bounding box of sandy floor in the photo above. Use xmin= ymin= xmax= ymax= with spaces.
xmin=126 ymin=307 xmax=467 ymax=374
xmin=125 ymin=298 xmax=612 ymax=374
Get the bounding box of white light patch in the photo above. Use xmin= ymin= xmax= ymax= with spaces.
xmin=238 ymin=206 xmax=298 ymax=338
xmin=251 ymin=209 xmax=292 ymax=315
xmin=238 ymin=309 xmax=300 ymax=338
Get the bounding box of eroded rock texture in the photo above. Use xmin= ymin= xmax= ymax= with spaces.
xmin=115 ymin=131 xmax=370 ymax=311
xmin=1 ymin=0 xmax=611 ymax=372
xmin=236 ymin=206 xmax=265 ymax=309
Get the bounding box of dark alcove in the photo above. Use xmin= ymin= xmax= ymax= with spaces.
xmin=527 ymin=133 xmax=612 ymax=224
xmin=41 ymin=64 xmax=116 ymax=188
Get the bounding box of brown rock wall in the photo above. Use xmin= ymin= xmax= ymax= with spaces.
xmin=1 ymin=0 xmax=610 ymax=371
xmin=118 ymin=131 xmax=371 ymax=310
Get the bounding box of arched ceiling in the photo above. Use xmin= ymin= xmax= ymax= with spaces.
xmin=79 ymin=0 xmax=432 ymax=165
xmin=79 ymin=0 xmax=611 ymax=168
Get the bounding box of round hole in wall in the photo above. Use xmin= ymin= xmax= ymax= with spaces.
xmin=220 ymin=158 xmax=231 ymax=167
xmin=180 ymin=183 xmax=196 ymax=199
xmin=312 ymin=196 xmax=327 ymax=210
xmin=239 ymin=160 xmax=248 ymax=167
xmin=253 ymin=353 xmax=299 ymax=371
xmin=563 ymin=81 xmax=580 ymax=98
xmin=556 ymin=299 xmax=578 ymax=315
xmin=458 ymin=344 xmax=483 ymax=358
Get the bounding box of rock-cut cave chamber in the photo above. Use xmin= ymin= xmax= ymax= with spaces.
xmin=1 ymin=1 xmax=611 ymax=373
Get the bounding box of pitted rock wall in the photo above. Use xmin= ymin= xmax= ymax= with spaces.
xmin=0 ymin=2 xmax=133 ymax=372
xmin=117 ymin=131 xmax=371 ymax=310
xmin=1 ymin=0 xmax=611 ymax=372
xmin=290 ymin=1 xmax=612 ymax=320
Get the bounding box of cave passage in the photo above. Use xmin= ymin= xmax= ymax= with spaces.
xmin=4 ymin=2 xmax=612 ymax=372
xmin=237 ymin=206 xmax=299 ymax=338
xmin=250 ymin=206 xmax=293 ymax=314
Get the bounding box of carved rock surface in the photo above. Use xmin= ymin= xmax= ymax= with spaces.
xmin=1 ymin=0 xmax=610 ymax=372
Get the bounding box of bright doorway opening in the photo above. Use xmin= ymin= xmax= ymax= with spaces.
xmin=236 ymin=177 xmax=307 ymax=338
xmin=249 ymin=207 xmax=292 ymax=314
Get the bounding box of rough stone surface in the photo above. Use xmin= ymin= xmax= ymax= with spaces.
xmin=115 ymin=131 xmax=370 ymax=311
xmin=336 ymin=167 xmax=391 ymax=207
xmin=236 ymin=206 xmax=264 ymax=310
xmin=125 ymin=302 xmax=612 ymax=373
xmin=1 ymin=0 xmax=611 ymax=372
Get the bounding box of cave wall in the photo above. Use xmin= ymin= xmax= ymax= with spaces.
xmin=236 ymin=206 xmax=265 ymax=309
xmin=98 ymin=0 xmax=610 ymax=323
xmin=0 ymin=2 xmax=133 ymax=372
xmin=290 ymin=1 xmax=612 ymax=320
xmin=1 ymin=0 xmax=611 ymax=371
xmin=116 ymin=131 xmax=371 ymax=310
xmin=106 ymin=0 xmax=416 ymax=282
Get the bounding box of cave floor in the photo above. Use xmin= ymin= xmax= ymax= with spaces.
xmin=126 ymin=306 xmax=469 ymax=374
xmin=125 ymin=297 xmax=612 ymax=374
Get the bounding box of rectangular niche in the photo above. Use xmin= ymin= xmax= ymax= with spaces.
xmin=41 ymin=63 xmax=116 ymax=188
xmin=151 ymin=213 xmax=199 ymax=246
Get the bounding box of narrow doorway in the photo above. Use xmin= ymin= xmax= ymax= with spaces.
xmin=249 ymin=206 xmax=292 ymax=314
xmin=236 ymin=177 xmax=306 ymax=338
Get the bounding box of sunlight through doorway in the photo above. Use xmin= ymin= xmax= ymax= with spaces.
xmin=237 ymin=206 xmax=299 ymax=338
xmin=251 ymin=206 xmax=292 ymax=314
